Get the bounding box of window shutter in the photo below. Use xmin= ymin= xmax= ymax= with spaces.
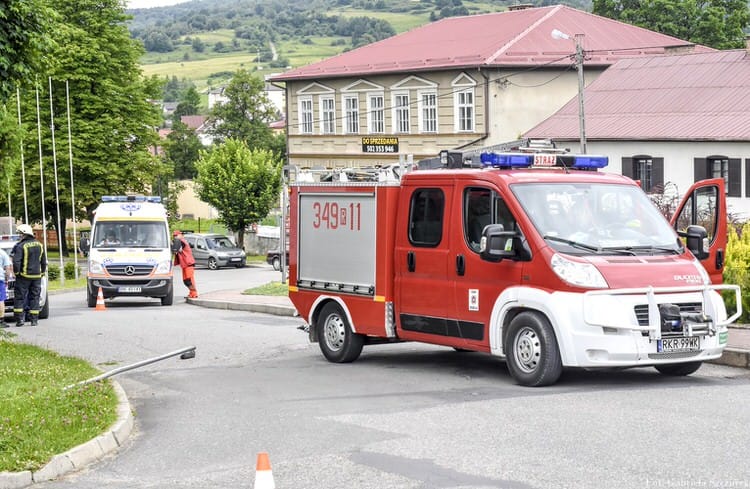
xmin=693 ymin=158 xmax=708 ymax=182
xmin=621 ymin=157 xmax=633 ymax=178
xmin=729 ymin=158 xmax=741 ymax=197
xmin=651 ymin=158 xmax=664 ymax=192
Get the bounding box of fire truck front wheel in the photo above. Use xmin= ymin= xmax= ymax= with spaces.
xmin=317 ymin=302 xmax=364 ymax=363
xmin=654 ymin=361 xmax=702 ymax=376
xmin=505 ymin=312 xmax=562 ymax=387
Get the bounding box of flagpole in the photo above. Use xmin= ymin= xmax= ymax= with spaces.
xmin=35 ymin=84 xmax=48 ymax=254
xmin=16 ymin=87 xmax=29 ymax=223
xmin=66 ymin=80 xmax=79 ymax=280
xmin=49 ymin=77 xmax=64 ymax=284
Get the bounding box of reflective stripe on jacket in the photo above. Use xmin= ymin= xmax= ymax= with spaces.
xmin=12 ymin=237 xmax=47 ymax=278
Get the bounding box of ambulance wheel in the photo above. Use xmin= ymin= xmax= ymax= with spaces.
xmin=39 ymin=294 xmax=49 ymax=319
xmin=505 ymin=312 xmax=562 ymax=387
xmin=208 ymin=257 xmax=218 ymax=270
xmin=87 ymin=288 xmax=97 ymax=308
xmin=317 ymin=302 xmax=363 ymax=363
xmin=272 ymin=257 xmax=280 ymax=271
xmin=654 ymin=361 xmax=702 ymax=376
xmin=161 ymin=285 xmax=173 ymax=306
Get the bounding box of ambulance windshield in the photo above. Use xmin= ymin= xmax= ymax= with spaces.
xmin=93 ymin=221 xmax=168 ymax=248
xmin=511 ymin=182 xmax=681 ymax=254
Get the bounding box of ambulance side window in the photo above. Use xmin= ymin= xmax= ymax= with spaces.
xmin=409 ymin=188 xmax=444 ymax=246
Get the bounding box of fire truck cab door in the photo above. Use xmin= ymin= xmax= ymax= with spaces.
xmin=670 ymin=178 xmax=727 ymax=284
xmin=452 ymin=183 xmax=525 ymax=350
xmin=394 ymin=184 xmax=460 ymax=346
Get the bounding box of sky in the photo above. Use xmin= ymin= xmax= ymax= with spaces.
xmin=127 ymin=0 xmax=191 ymax=9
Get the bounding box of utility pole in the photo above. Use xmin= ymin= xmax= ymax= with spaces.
xmin=574 ymin=34 xmax=587 ymax=154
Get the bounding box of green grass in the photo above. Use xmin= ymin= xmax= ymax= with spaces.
xmin=47 ymin=276 xmax=87 ymax=292
xmin=243 ymin=281 xmax=288 ymax=296
xmin=0 ymin=339 xmax=118 ymax=472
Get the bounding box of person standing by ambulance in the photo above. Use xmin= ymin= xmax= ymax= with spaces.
xmin=0 ymin=247 xmax=13 ymax=328
xmin=12 ymin=224 xmax=46 ymax=327
xmin=172 ymin=230 xmax=198 ymax=299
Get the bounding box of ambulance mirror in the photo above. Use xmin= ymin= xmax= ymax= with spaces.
xmin=685 ymin=225 xmax=709 ymax=260
xmin=480 ymin=224 xmax=516 ymax=262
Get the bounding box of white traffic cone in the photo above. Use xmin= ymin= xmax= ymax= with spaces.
xmin=253 ymin=452 xmax=275 ymax=489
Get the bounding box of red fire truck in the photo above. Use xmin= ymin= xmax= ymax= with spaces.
xmin=287 ymin=151 xmax=741 ymax=386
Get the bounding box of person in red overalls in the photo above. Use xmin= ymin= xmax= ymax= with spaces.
xmin=172 ymin=230 xmax=198 ymax=299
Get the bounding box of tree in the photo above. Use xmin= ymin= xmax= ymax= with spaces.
xmin=165 ymin=121 xmax=203 ymax=179
xmin=7 ymin=0 xmax=165 ymax=254
xmin=208 ymin=69 xmax=279 ymax=151
xmin=0 ymin=0 xmax=54 ymax=102
xmin=194 ymin=139 xmax=281 ymax=249
xmin=592 ymin=0 xmax=750 ymax=50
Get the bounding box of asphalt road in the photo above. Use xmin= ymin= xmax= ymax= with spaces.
xmin=13 ymin=265 xmax=750 ymax=489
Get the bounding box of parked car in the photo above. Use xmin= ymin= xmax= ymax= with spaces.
xmin=265 ymin=248 xmax=289 ymax=271
xmin=182 ymin=233 xmax=246 ymax=270
xmin=1 ymin=238 xmax=49 ymax=320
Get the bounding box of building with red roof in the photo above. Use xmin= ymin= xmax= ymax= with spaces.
xmin=524 ymin=46 xmax=750 ymax=217
xmin=270 ymin=4 xmax=709 ymax=169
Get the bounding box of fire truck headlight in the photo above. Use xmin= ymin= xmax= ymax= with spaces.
xmin=156 ymin=260 xmax=171 ymax=274
xmin=89 ymin=260 xmax=104 ymax=274
xmin=694 ymin=260 xmax=711 ymax=285
xmin=551 ymin=253 xmax=608 ymax=288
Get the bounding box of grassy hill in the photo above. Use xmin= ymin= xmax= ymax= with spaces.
xmin=130 ymin=0 xmax=593 ymax=91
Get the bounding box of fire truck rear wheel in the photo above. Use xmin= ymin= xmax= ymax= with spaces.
xmin=505 ymin=312 xmax=562 ymax=387
xmin=654 ymin=361 xmax=702 ymax=376
xmin=318 ymin=302 xmax=364 ymax=363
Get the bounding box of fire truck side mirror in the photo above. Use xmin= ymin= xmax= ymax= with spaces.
xmin=685 ymin=225 xmax=709 ymax=260
xmin=479 ymin=224 xmax=517 ymax=262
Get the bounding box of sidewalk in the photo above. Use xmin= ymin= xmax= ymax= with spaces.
xmin=188 ymin=290 xmax=750 ymax=369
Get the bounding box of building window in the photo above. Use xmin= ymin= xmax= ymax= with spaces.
xmin=420 ymin=91 xmax=437 ymax=133
xmin=393 ymin=92 xmax=410 ymax=134
xmin=635 ymin=157 xmax=653 ymax=192
xmin=343 ymin=95 xmax=359 ymax=134
xmin=319 ymin=97 xmax=335 ymax=134
xmin=710 ymin=157 xmax=729 ymax=191
xmin=456 ymin=89 xmax=474 ymax=132
xmin=367 ymin=94 xmax=384 ymax=133
xmin=299 ymin=97 xmax=313 ymax=134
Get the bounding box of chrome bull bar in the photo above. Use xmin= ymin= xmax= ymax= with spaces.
xmin=582 ymin=284 xmax=742 ymax=341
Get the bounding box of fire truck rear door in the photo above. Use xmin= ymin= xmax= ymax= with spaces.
xmin=394 ymin=184 xmax=459 ymax=345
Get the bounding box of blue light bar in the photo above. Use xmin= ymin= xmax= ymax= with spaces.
xmin=571 ymin=156 xmax=608 ymax=169
xmin=480 ymin=152 xmax=534 ymax=168
xmin=101 ymin=195 xmax=162 ymax=203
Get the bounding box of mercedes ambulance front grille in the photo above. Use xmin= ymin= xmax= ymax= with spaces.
xmin=104 ymin=264 xmax=155 ymax=276
xmin=634 ymin=302 xmax=702 ymax=336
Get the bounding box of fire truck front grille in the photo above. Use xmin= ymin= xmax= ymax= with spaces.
xmin=647 ymin=351 xmax=702 ymax=360
xmin=634 ymin=302 xmax=703 ymax=336
xmin=105 ymin=264 xmax=155 ymax=276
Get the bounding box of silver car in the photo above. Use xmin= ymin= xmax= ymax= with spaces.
xmin=1 ymin=238 xmax=49 ymax=320
xmin=182 ymin=233 xmax=246 ymax=270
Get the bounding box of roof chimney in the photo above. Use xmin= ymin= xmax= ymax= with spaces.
xmin=508 ymin=3 xmax=534 ymax=10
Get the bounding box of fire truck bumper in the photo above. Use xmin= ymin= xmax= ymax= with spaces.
xmin=544 ymin=287 xmax=734 ymax=368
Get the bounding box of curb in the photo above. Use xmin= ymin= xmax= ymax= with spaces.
xmin=0 ymin=381 xmax=133 ymax=489
xmin=708 ymin=348 xmax=750 ymax=369
xmin=187 ymin=297 xmax=298 ymax=317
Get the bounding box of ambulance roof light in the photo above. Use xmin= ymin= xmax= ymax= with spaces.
xmin=101 ymin=195 xmax=162 ymax=203
xmin=480 ymin=152 xmax=608 ymax=170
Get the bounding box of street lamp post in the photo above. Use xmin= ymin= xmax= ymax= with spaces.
xmin=551 ymin=29 xmax=587 ymax=154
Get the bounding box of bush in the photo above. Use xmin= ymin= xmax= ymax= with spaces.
xmin=64 ymin=261 xmax=77 ymax=280
xmin=47 ymin=264 xmax=60 ymax=281
xmin=723 ymin=222 xmax=750 ymax=323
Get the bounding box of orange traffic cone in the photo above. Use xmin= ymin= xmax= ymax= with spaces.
xmin=95 ymin=287 xmax=106 ymax=311
xmin=253 ymin=452 xmax=275 ymax=489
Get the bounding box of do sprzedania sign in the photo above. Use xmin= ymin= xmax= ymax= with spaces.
xmin=362 ymin=137 xmax=398 ymax=153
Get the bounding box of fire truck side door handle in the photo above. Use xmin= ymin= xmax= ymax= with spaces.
xmin=407 ymin=251 xmax=415 ymax=272
xmin=716 ymin=248 xmax=724 ymax=269
xmin=456 ymin=254 xmax=465 ymax=276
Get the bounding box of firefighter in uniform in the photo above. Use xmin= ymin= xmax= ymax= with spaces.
xmin=172 ymin=230 xmax=198 ymax=299
xmin=12 ymin=224 xmax=46 ymax=327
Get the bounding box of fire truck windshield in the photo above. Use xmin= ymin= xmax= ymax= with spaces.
xmin=511 ymin=182 xmax=681 ymax=254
